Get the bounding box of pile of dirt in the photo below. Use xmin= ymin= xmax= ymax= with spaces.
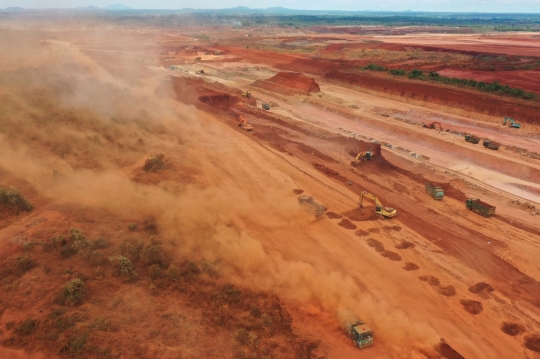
xmin=395 ymin=241 xmax=415 ymax=249
xmin=501 ymin=322 xmax=525 ymax=336
xmin=380 ymin=250 xmax=402 ymax=261
xmin=252 ymin=72 xmax=321 ymax=96
xmin=403 ymin=262 xmax=420 ymax=271
xmin=292 ymin=189 xmax=304 ymax=195
xmin=438 ymin=285 xmax=457 ymax=297
xmin=355 ymin=229 xmax=369 ymax=237
xmin=460 ymin=299 xmax=484 ymax=314
xmin=384 ymin=225 xmax=402 ymax=232
xmin=342 ymin=209 xmax=376 ymax=221
xmin=437 ymin=341 xmax=466 ymax=359
xmin=419 ymin=275 xmax=441 ymax=287
xmin=326 ymin=212 xmax=343 ymax=219
xmin=524 ymin=335 xmax=540 ymax=352
xmin=469 ymin=282 xmax=494 ymax=294
xmin=337 ymin=219 xmax=357 ymax=230
xmin=366 ymin=238 xmax=385 ymax=252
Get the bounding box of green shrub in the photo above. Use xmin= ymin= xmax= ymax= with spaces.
xmin=148 ymin=264 xmax=162 ymax=280
xmin=16 ymin=255 xmax=35 ymax=275
xmin=16 ymin=318 xmax=37 ymax=335
xmin=142 ymin=154 xmax=165 ymax=172
xmin=119 ymin=239 xmax=144 ymax=263
xmin=110 ymin=255 xmax=137 ymax=280
xmin=0 ymin=187 xmax=33 ymax=213
xmin=63 ymin=278 xmax=87 ymax=305
xmin=143 ymin=242 xmax=167 ymax=267
xmin=90 ymin=238 xmax=109 ymax=250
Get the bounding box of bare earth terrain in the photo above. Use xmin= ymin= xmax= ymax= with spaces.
xmin=1 ymin=17 xmax=540 ymax=359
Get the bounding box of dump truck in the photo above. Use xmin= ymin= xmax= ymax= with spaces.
xmin=339 ymin=310 xmax=374 ymax=349
xmin=464 ymin=134 xmax=480 ymax=144
xmin=503 ymin=117 xmax=521 ymax=128
xmin=466 ymin=198 xmax=496 ymax=217
xmin=425 ymin=182 xmax=444 ymax=200
xmin=297 ymin=195 xmax=326 ymax=217
xmin=262 ymin=103 xmax=270 ymax=110
xmin=483 ymin=139 xmax=500 ymax=150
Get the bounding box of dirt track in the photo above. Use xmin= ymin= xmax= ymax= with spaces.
xmin=2 ymin=23 xmax=540 ymax=359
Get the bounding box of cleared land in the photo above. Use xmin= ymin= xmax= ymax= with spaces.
xmin=1 ymin=15 xmax=540 ymax=359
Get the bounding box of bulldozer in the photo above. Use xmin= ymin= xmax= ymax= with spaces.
xmin=502 ymin=117 xmax=521 ymax=129
xmin=238 ymin=115 xmax=253 ymax=131
xmin=358 ymin=191 xmax=396 ymax=218
xmin=242 ymin=90 xmax=251 ymax=98
xmin=350 ymin=151 xmax=374 ymax=166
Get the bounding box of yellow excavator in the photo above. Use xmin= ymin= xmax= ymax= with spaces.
xmin=358 ymin=191 xmax=396 ymax=218
xmin=242 ymin=90 xmax=251 ymax=98
xmin=351 ymin=151 xmax=374 ymax=166
xmin=238 ymin=115 xmax=253 ymax=131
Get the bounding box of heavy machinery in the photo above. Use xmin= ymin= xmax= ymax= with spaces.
xmin=422 ymin=121 xmax=443 ymax=131
xmin=237 ymin=115 xmax=253 ymax=131
xmin=425 ymin=182 xmax=444 ymax=200
xmin=262 ymin=103 xmax=270 ymax=110
xmin=350 ymin=151 xmax=374 ymax=166
xmin=464 ymin=134 xmax=480 ymax=144
xmin=242 ymin=90 xmax=251 ymax=98
xmin=358 ymin=191 xmax=396 ymax=218
xmin=483 ymin=139 xmax=500 ymax=150
xmin=297 ymin=195 xmax=327 ymax=217
xmin=466 ymin=198 xmax=496 ymax=217
xmin=340 ymin=310 xmax=374 ymax=349
xmin=503 ymin=117 xmax=521 ymax=129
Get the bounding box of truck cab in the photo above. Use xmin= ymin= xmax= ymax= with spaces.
xmin=350 ymin=321 xmax=374 ymax=348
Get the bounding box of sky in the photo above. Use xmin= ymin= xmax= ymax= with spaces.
xmin=1 ymin=0 xmax=540 ymax=12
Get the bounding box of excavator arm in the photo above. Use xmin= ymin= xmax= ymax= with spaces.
xmin=358 ymin=191 xmax=396 ymax=218
xmin=351 ymin=151 xmax=374 ymax=166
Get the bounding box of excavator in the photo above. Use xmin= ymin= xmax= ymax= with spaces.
xmin=358 ymin=191 xmax=396 ymax=218
xmin=350 ymin=151 xmax=374 ymax=166
xmin=502 ymin=117 xmax=521 ymax=129
xmin=422 ymin=121 xmax=443 ymax=131
xmin=238 ymin=115 xmax=253 ymax=131
xmin=242 ymin=90 xmax=251 ymax=98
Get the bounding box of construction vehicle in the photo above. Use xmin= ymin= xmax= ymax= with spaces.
xmin=503 ymin=117 xmax=521 ymax=129
xmin=242 ymin=90 xmax=251 ymax=98
xmin=195 ymin=69 xmax=204 ymax=74
xmin=340 ymin=310 xmax=374 ymax=349
xmin=422 ymin=121 xmax=443 ymax=131
xmin=297 ymin=195 xmax=327 ymax=217
xmin=262 ymin=103 xmax=270 ymax=110
xmin=466 ymin=198 xmax=496 ymax=217
xmin=464 ymin=134 xmax=480 ymax=144
xmin=237 ymin=115 xmax=253 ymax=131
xmin=358 ymin=191 xmax=396 ymax=218
xmin=350 ymin=151 xmax=374 ymax=166
xmin=483 ymin=139 xmax=500 ymax=150
xmin=425 ymin=182 xmax=444 ymax=200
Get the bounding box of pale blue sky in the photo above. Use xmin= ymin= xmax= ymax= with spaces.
xmin=1 ymin=0 xmax=540 ymax=12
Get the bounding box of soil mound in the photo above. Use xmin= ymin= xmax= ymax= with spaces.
xmin=381 ymin=250 xmax=402 ymax=261
xmin=419 ymin=275 xmax=440 ymax=286
xmin=460 ymin=299 xmax=483 ymax=314
xmin=524 ymin=335 xmax=540 ymax=352
xmin=338 ymin=219 xmax=357 ymax=230
xmin=384 ymin=225 xmax=402 ymax=231
xmin=395 ymin=241 xmax=415 ymax=249
xmin=326 ymin=212 xmax=343 ymax=219
xmin=403 ymin=262 xmax=420 ymax=271
xmin=366 ymin=238 xmax=385 ymax=252
xmin=437 ymin=342 xmax=465 ymax=359
xmin=438 ymin=285 xmax=457 ymax=297
xmin=355 ymin=229 xmax=369 ymax=237
xmin=252 ymin=72 xmax=321 ymax=96
xmin=292 ymin=189 xmax=304 ymax=195
xmin=501 ymin=322 xmax=525 ymax=336
xmin=469 ymin=282 xmax=494 ymax=294
xmin=342 ymin=209 xmax=376 ymax=221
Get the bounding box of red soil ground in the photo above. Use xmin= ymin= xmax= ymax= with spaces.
xmin=252 ymin=72 xmax=321 ymax=96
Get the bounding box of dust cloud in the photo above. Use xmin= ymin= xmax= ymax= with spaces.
xmin=0 ymin=28 xmax=440 ymax=357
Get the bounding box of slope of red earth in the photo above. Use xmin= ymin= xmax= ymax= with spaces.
xmin=252 ymin=72 xmax=321 ymax=96
xmin=325 ymin=70 xmax=540 ymax=124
